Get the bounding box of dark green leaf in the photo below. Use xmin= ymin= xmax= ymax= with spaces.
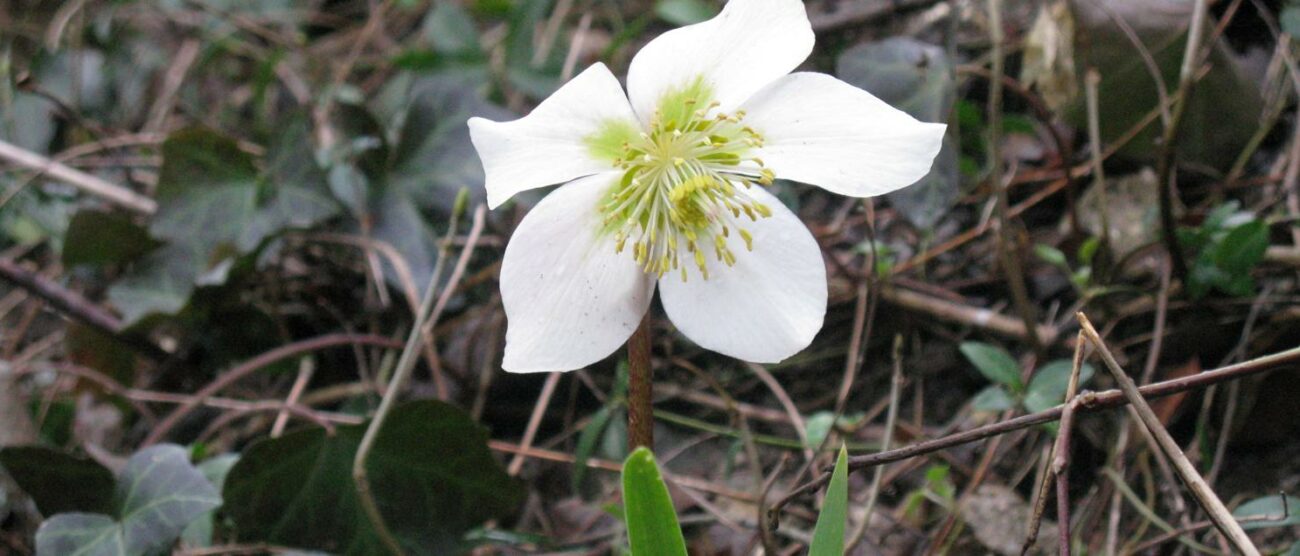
xmin=1213 ymin=220 xmax=1268 ymax=275
xmin=1023 ymin=360 xmax=1095 ymax=414
xmin=62 ymin=211 xmax=160 ymax=267
xmin=107 ymin=244 xmax=200 ymax=324
xmin=971 ymin=386 xmax=1015 ymax=412
xmin=622 ymin=448 xmax=687 ymax=556
xmin=808 ymin=445 xmax=849 ymax=556
xmin=1233 ymin=494 xmax=1300 ymax=530
xmin=0 ymin=446 xmax=115 ymax=515
xmin=959 ymin=342 xmax=1023 ymax=390
xmin=108 ymin=127 xmax=338 ymax=323
xmin=222 ymin=400 xmax=522 ymax=555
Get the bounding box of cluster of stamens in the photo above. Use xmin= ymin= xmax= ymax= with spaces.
xmin=599 ymin=96 xmax=774 ymax=281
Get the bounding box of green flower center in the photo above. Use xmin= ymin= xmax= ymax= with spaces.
xmin=586 ymin=81 xmax=775 ymax=281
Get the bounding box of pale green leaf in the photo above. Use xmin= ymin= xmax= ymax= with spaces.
xmin=809 ymin=445 xmax=849 ymax=556
xmin=622 ymin=448 xmax=687 ymax=556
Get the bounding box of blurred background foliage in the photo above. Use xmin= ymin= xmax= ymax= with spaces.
xmin=2 ymin=0 xmax=1300 ymax=554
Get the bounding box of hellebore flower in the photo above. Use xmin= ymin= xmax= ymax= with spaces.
xmin=469 ymin=0 xmax=945 ymax=372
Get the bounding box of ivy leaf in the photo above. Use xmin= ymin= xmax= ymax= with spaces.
xmin=62 ymin=211 xmax=160 ymax=268
xmin=33 ymin=444 xmax=221 ymax=556
xmin=108 ymin=127 xmax=337 ymax=324
xmin=181 ymin=454 xmax=240 ymax=547
xmin=35 ymin=513 xmax=125 ymax=556
xmin=0 ymin=446 xmax=115 ymax=516
xmin=222 ymin=400 xmax=522 ymax=555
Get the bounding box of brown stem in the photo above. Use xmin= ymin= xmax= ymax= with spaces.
xmin=627 ymin=313 xmax=654 ymax=451
xmin=1053 ymin=398 xmax=1080 ymax=556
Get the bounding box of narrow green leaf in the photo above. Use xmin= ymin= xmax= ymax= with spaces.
xmin=1034 ymin=244 xmax=1068 ymax=268
xmin=809 ymin=445 xmax=850 ymax=556
xmin=573 ymin=406 xmax=614 ymax=493
xmin=959 ymin=342 xmax=1023 ymax=390
xmin=622 ymin=448 xmax=687 ymax=556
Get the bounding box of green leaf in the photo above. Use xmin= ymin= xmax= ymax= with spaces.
xmin=1023 ymin=360 xmax=1096 ymax=414
xmin=222 ymin=400 xmax=522 ymax=555
xmin=115 ymin=445 xmax=222 ymax=554
xmin=1078 ymin=236 xmax=1101 ymax=265
xmin=0 ymin=446 xmax=115 ymax=515
xmin=181 ymin=454 xmax=240 ymax=547
xmin=573 ymin=405 xmax=614 ymax=494
xmin=1035 ymin=244 xmax=1068 ymax=268
xmin=1214 ymin=220 xmax=1268 ymax=275
xmin=33 ymin=444 xmax=221 ymax=556
xmin=423 ymin=1 xmax=482 ymax=54
xmin=959 ymin=342 xmax=1023 ymax=391
xmin=622 ymin=448 xmax=687 ymax=556
xmin=62 ymin=211 xmax=160 ymax=267
xmin=36 ymin=513 xmax=124 ymax=556
xmin=809 ymin=445 xmax=850 ymax=556
xmin=1282 ymin=6 xmax=1300 ymax=37
xmin=804 ymin=411 xmax=836 ymax=449
xmin=109 ymin=126 xmax=337 ymax=324
xmin=1233 ymin=494 xmax=1300 ymax=530
xmin=971 ymin=386 xmax=1015 ymax=412
xmin=654 ymin=0 xmax=717 ymax=25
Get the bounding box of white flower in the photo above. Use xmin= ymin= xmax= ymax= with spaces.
xmin=468 ymin=0 xmax=945 ymax=373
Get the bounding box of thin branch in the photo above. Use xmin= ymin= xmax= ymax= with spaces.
xmin=0 ymin=258 xmax=169 ymax=360
xmin=1078 ymin=313 xmax=1259 ymax=555
xmin=0 ymin=138 xmax=157 ymax=214
xmin=1153 ymin=0 xmax=1211 ymax=281
xmin=140 ymin=333 xmax=403 ymax=446
xmin=986 ymin=0 xmax=1043 ymax=352
xmin=352 ymin=204 xmax=485 ymax=556
xmin=770 ymin=342 xmax=1300 ymax=521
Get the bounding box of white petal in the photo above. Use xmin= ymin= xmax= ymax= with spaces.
xmin=625 ymin=0 xmax=813 ymax=122
xmin=468 ymin=63 xmax=638 ymax=209
xmin=500 ymin=172 xmax=655 ymax=373
xmin=742 ymin=72 xmax=947 ymax=198
xmin=659 ymin=187 xmax=826 ymax=363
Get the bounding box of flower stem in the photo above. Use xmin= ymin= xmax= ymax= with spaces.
xmin=626 ymin=313 xmax=654 ymax=451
